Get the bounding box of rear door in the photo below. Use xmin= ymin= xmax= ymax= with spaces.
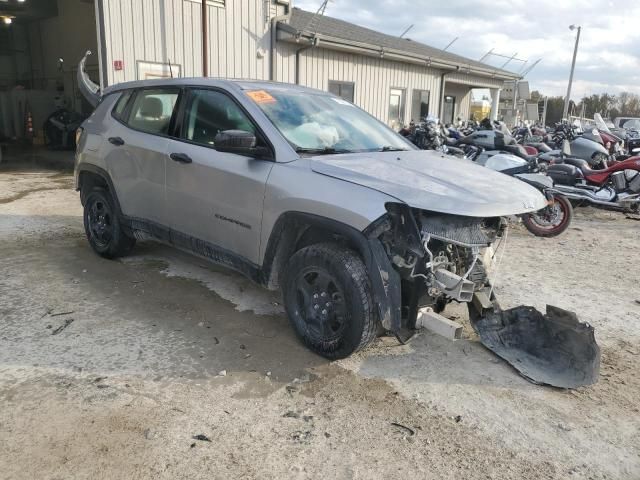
xmin=165 ymin=87 xmax=275 ymax=265
xmin=104 ymin=87 xmax=180 ymax=227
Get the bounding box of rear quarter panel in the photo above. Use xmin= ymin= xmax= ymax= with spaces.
xmin=74 ymin=94 xmax=121 ymax=188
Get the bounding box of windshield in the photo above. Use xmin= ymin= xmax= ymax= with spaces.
xmin=623 ymin=119 xmax=640 ymax=131
xmin=594 ymin=113 xmax=612 ymax=134
xmin=245 ymin=88 xmax=414 ymax=154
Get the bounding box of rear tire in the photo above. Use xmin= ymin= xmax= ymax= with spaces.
xmin=521 ymin=194 xmax=573 ymax=237
xmin=282 ymin=243 xmax=378 ymax=359
xmin=83 ymin=187 xmax=135 ymax=259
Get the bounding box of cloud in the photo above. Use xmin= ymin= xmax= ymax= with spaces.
xmin=295 ymin=0 xmax=640 ymax=98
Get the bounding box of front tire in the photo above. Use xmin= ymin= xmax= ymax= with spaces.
xmin=83 ymin=187 xmax=135 ymax=259
xmin=282 ymin=243 xmax=378 ymax=359
xmin=521 ymin=194 xmax=573 ymax=237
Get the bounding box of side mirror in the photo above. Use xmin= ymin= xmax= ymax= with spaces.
xmin=214 ymin=130 xmax=272 ymax=159
xmin=561 ymin=139 xmax=571 ymax=157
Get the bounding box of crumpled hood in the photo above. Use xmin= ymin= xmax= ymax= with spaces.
xmin=309 ymin=150 xmax=547 ymax=217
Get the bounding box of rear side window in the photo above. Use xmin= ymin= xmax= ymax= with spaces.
xmin=126 ymin=89 xmax=179 ymax=135
xmin=183 ymin=89 xmax=256 ymax=146
xmin=112 ymin=90 xmax=133 ymax=120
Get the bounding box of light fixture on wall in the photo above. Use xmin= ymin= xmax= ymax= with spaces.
xmin=2 ymin=16 xmax=14 ymax=25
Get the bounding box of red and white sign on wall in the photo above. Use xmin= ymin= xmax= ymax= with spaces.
xmin=113 ymin=60 xmax=123 ymax=71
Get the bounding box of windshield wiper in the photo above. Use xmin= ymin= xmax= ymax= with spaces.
xmin=379 ymin=146 xmax=409 ymax=152
xmin=295 ymin=147 xmax=353 ymax=155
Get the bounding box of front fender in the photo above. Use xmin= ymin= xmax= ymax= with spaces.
xmin=260 ymin=211 xmax=402 ymax=336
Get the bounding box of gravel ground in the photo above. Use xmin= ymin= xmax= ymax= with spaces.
xmin=0 ymin=167 xmax=638 ymax=480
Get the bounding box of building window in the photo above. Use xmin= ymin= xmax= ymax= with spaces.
xmin=388 ymin=88 xmax=406 ymax=130
xmin=328 ymin=81 xmax=355 ymax=103
xmin=443 ymin=95 xmax=456 ymax=125
xmin=411 ymin=90 xmax=430 ymax=122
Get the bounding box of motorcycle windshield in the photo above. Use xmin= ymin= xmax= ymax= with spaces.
xmin=581 ymin=129 xmax=603 ymax=145
xmin=594 ymin=113 xmax=612 ymax=134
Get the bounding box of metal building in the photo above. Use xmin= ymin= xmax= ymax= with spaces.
xmin=1 ymin=0 xmax=519 ymax=140
xmin=96 ymin=0 xmax=518 ymax=126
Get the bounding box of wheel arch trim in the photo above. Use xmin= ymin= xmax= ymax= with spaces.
xmin=261 ymin=211 xmax=401 ymax=333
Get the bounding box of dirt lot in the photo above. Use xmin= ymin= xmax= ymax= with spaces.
xmin=1 ymin=164 xmax=639 ymax=480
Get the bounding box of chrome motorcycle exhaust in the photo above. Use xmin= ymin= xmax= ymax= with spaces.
xmin=549 ymin=186 xmax=626 ymax=209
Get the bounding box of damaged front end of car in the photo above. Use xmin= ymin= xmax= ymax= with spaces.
xmin=365 ymin=202 xmax=600 ymax=389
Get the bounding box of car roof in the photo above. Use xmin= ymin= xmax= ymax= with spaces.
xmin=102 ymin=78 xmax=326 ymax=96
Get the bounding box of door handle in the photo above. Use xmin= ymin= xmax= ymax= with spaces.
xmin=108 ymin=136 xmax=125 ymax=146
xmin=170 ymin=152 xmax=192 ymax=164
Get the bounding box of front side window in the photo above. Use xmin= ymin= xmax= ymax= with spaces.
xmin=126 ymin=89 xmax=179 ymax=135
xmin=328 ymin=81 xmax=355 ymax=103
xmin=245 ymin=88 xmax=413 ymax=153
xmin=183 ymin=89 xmax=256 ymax=146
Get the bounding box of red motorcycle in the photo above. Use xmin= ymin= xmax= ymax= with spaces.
xmin=546 ymin=142 xmax=640 ymax=214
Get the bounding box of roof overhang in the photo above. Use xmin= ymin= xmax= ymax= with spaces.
xmin=277 ymin=22 xmax=520 ymax=82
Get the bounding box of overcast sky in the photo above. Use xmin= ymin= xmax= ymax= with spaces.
xmin=295 ymin=0 xmax=640 ymax=100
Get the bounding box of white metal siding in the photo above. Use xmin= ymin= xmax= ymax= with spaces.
xmin=99 ymin=1 xmax=502 ymax=125
xmin=276 ymin=44 xmax=443 ymax=125
xmin=444 ymin=83 xmax=473 ymax=121
xmin=446 ymin=72 xmax=503 ymax=89
xmin=102 ymin=0 xmax=273 ymax=84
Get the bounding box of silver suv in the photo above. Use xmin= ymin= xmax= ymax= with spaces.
xmin=75 ymin=74 xmax=547 ymax=359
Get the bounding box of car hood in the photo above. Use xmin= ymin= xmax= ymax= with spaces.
xmin=309 ymin=150 xmax=547 ymax=217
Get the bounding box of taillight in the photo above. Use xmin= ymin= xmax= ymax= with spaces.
xmin=75 ymin=127 xmax=84 ymax=147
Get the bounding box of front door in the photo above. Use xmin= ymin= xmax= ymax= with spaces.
xmin=165 ymin=88 xmax=275 ymax=265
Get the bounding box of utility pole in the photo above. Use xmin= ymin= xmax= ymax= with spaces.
xmin=202 ymin=0 xmax=208 ymax=77
xmin=562 ymin=25 xmax=581 ymax=120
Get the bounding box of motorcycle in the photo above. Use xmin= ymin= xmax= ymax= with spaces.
xmin=406 ymin=121 xmax=573 ymax=236
xmin=455 ymin=124 xmax=540 ymax=164
xmin=512 ymin=125 xmax=553 ymax=153
xmin=401 ymin=117 xmax=467 ymax=158
xmin=546 ymin=141 xmax=640 ymax=214
xmin=539 ymin=123 xmax=610 ymax=169
xmin=594 ymin=113 xmax=628 ymax=160
xmin=464 ymin=146 xmax=573 ymax=237
xmin=43 ymin=107 xmax=85 ymax=150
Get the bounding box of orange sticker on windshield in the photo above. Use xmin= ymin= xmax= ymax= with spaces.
xmin=246 ymin=90 xmax=276 ymax=104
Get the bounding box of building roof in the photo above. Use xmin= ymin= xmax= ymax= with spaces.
xmin=281 ymin=8 xmax=518 ymax=80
